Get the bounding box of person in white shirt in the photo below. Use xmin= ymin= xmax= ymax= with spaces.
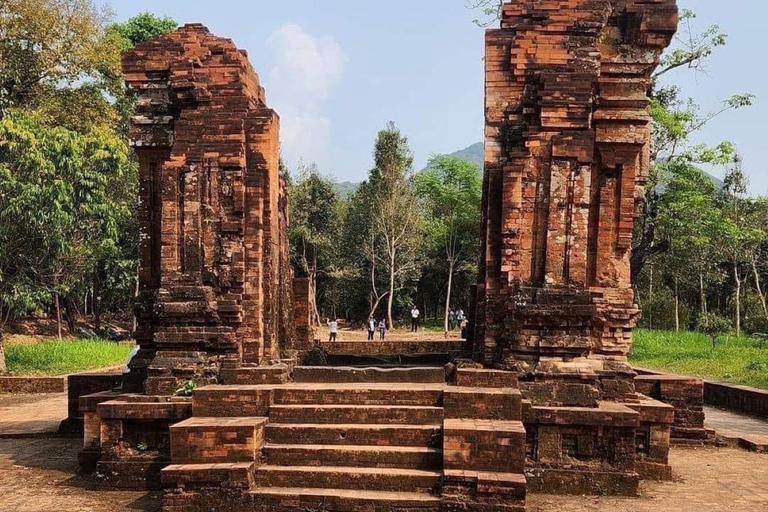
xmin=327 ymin=319 xmax=338 ymax=342
xmin=410 ymin=306 xmax=420 ymax=332
xmin=366 ymin=317 xmax=376 ymax=341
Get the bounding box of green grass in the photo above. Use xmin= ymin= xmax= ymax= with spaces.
xmin=5 ymin=338 xmax=134 ymax=376
xmin=630 ymin=329 xmax=768 ymax=390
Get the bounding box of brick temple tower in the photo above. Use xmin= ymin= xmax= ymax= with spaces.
xmin=121 ymin=24 xmax=302 ymax=395
xmin=474 ymin=0 xmax=680 ymax=492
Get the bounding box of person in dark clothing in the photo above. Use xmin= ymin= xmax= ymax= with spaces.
xmin=410 ymin=306 xmax=420 ymax=332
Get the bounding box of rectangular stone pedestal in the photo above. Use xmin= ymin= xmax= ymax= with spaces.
xmin=82 ymin=395 xmax=192 ymax=489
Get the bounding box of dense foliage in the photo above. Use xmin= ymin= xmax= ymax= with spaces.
xmin=0 ymin=1 xmax=177 ymax=371
xmin=288 ymin=124 xmax=481 ymax=329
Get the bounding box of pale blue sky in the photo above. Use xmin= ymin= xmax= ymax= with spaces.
xmin=110 ymin=1 xmax=767 ymax=193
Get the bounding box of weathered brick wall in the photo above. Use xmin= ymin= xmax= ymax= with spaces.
xmin=475 ymin=1 xmax=678 ymax=376
xmin=121 ymin=24 xmax=300 ymax=394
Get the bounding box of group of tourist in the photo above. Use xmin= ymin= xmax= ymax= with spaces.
xmin=326 ymin=304 xmax=468 ymax=342
xmin=448 ymin=307 xmax=466 ymax=331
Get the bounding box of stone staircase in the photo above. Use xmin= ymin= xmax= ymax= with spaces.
xmin=162 ymin=366 xmax=526 ymax=512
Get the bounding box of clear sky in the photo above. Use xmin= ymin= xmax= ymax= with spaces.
xmin=109 ymin=1 xmax=767 ymax=193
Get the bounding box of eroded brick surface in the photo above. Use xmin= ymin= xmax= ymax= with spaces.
xmin=473 ymin=0 xmax=679 ymax=496
xmin=121 ymin=24 xmax=300 ymax=395
xmin=475 ymin=0 xmax=678 ymax=377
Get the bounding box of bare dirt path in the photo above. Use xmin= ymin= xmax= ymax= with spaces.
xmin=0 ymin=437 xmax=159 ymax=512
xmin=528 ymin=446 xmax=768 ymax=512
xmin=0 ymin=393 xmax=67 ymax=436
xmin=706 ymin=406 xmax=768 ymax=450
xmin=0 ymin=438 xmax=765 ymax=512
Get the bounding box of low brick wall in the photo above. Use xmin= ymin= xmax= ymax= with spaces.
xmin=59 ymin=372 xmax=124 ymax=434
xmin=635 ymin=367 xmax=768 ymax=419
xmin=704 ymin=381 xmax=768 ymax=418
xmin=0 ymin=376 xmax=66 ymax=394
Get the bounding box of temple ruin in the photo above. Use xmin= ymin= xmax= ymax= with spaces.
xmin=474 ymin=0 xmax=682 ymax=494
xmin=66 ymin=3 xmax=704 ymax=510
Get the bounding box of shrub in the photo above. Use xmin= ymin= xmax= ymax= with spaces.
xmin=696 ymin=313 xmax=731 ymax=348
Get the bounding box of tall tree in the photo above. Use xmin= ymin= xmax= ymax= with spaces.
xmin=417 ymin=156 xmax=481 ymax=335
xmin=719 ymin=156 xmax=763 ymax=337
xmin=0 ymin=0 xmax=120 ymax=127
xmin=107 ymin=12 xmax=178 ymax=50
xmin=630 ymin=10 xmax=753 ymax=283
xmin=369 ymin=123 xmax=422 ymax=329
xmin=288 ymin=163 xmax=340 ymax=325
xmin=0 ymin=111 xmax=132 ymax=368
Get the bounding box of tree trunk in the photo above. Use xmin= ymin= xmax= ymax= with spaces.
xmin=734 ymin=260 xmax=741 ymax=338
xmin=674 ymin=278 xmax=680 ymax=333
xmin=368 ymin=292 xmax=389 ymax=320
xmin=387 ymin=252 xmax=396 ymax=330
xmin=444 ymin=261 xmax=455 ymax=337
xmin=94 ymin=277 xmax=102 ymax=331
xmin=132 ymin=265 xmax=140 ymax=333
xmin=0 ymin=327 xmax=6 ymax=374
xmin=699 ymin=272 xmax=707 ymax=314
xmin=752 ymin=255 xmax=768 ymax=318
xmin=55 ymin=293 xmax=63 ymax=341
xmin=64 ymin=297 xmax=76 ymax=335
xmin=648 ymin=265 xmax=654 ymax=330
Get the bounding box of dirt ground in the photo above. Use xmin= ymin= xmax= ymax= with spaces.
xmin=527 ymin=446 xmax=768 ymax=512
xmin=0 ymin=437 xmax=765 ymax=512
xmin=0 ymin=437 xmax=160 ymax=512
xmin=318 ymin=326 xmax=462 ymax=342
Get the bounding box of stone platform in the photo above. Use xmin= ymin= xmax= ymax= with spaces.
xmin=81 ymin=366 xmax=527 ymax=512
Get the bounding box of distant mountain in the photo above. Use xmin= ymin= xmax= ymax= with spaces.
xmin=704 ymin=172 xmax=725 ymax=189
xmin=443 ymin=142 xmax=484 ymax=167
xmin=333 ymin=181 xmax=359 ymax=199
xmin=423 ymin=142 xmax=484 ymax=171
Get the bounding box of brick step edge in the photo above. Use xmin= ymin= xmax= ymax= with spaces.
xmin=255 ymin=465 xmax=442 ymax=493
xmin=263 ymin=444 xmax=442 ymax=469
xmin=265 ymin=423 xmax=442 ymax=447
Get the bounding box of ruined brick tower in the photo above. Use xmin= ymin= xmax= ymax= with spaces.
xmin=474 ymin=0 xmax=680 ymax=492
xmin=476 ymin=0 xmax=678 ymax=386
xmin=122 ymin=24 xmax=297 ymax=395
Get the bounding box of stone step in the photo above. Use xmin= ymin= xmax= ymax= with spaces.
xmin=161 ymin=462 xmax=255 ymax=490
xmin=254 ymin=465 xmax=442 ymax=493
xmin=263 ymin=444 xmax=443 ymax=469
xmin=274 ymin=383 xmax=444 ymax=406
xmin=269 ymin=405 xmax=444 ymax=425
xmin=249 ymin=487 xmax=441 ymax=511
xmin=194 ymin=386 xmax=273 ymax=417
xmin=220 ymin=365 xmax=289 ymax=385
xmin=293 ymin=366 xmax=445 ymax=383
xmin=170 ymin=417 xmax=267 ymax=464
xmin=265 ymin=423 xmax=442 ymax=447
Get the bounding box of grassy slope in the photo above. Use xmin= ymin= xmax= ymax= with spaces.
xmin=5 ymin=338 xmax=133 ymax=376
xmin=630 ymin=329 xmax=768 ymax=390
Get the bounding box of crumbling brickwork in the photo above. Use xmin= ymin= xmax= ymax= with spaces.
xmin=122 ymin=24 xmax=297 ymax=395
xmin=474 ymin=0 xmax=679 ymax=494
xmin=476 ymin=0 xmax=677 ymax=387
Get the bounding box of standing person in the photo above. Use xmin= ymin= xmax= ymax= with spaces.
xmin=378 ymin=319 xmax=387 ymax=340
xmin=366 ymin=317 xmax=376 ymax=341
xmin=457 ymin=307 xmax=465 ymax=325
xmin=411 ymin=305 xmax=420 ymax=333
xmin=448 ymin=308 xmax=457 ymax=331
xmin=327 ymin=318 xmax=338 ymax=342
